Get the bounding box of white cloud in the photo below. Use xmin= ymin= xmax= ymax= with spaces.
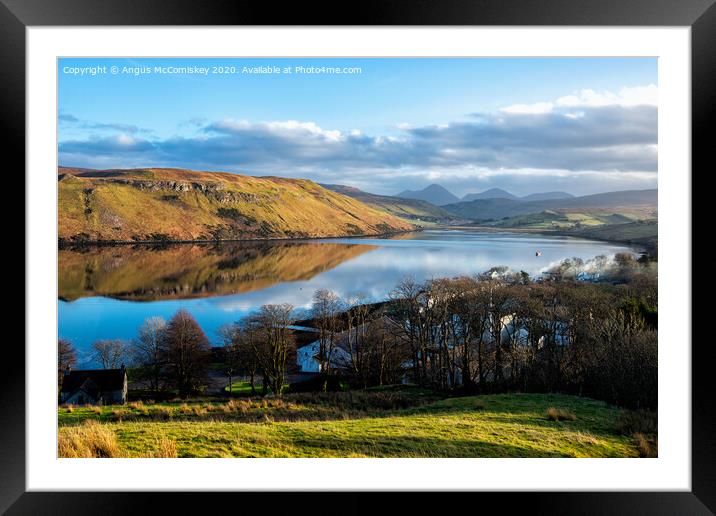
xmin=500 ymin=101 xmax=554 ymax=115
xmin=60 ymin=87 xmax=658 ymax=196
xmin=210 ymin=118 xmax=344 ymax=142
xmin=556 ymin=84 xmax=658 ymax=108
xmin=501 ymin=84 xmax=658 ymax=115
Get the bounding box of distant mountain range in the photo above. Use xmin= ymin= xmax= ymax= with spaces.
xmin=520 ymin=191 xmax=575 ymax=202
xmin=321 ymin=184 xmax=457 ymax=223
xmin=397 ymin=184 xmax=575 ymax=205
xmin=442 ymin=189 xmax=658 ymax=222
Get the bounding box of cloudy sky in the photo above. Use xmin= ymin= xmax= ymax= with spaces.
xmin=58 ymin=57 xmax=657 ymax=197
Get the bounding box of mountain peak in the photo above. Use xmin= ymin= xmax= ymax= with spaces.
xmin=462 ymin=188 xmax=518 ymax=202
xmin=396 ymin=184 xmax=459 ymax=206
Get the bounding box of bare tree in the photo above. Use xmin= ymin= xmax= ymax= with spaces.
xmin=163 ymin=309 xmax=211 ymax=398
xmin=218 ymin=323 xmax=246 ymax=397
xmin=311 ymin=289 xmax=343 ymax=374
xmin=58 ymin=339 xmax=77 ymax=393
xmin=343 ymin=294 xmax=377 ymax=387
xmin=389 ymin=276 xmax=431 ymax=386
xmin=237 ymin=323 xmax=261 ymax=395
xmin=369 ymin=315 xmax=407 ymax=386
xmin=245 ymin=304 xmax=295 ymax=396
xmin=131 ymin=316 xmax=167 ymax=394
xmin=91 ymin=339 xmax=127 ymax=369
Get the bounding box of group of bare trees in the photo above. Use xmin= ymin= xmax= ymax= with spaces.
xmin=219 ymin=304 xmax=296 ymax=396
xmin=384 ymin=271 xmax=657 ymax=409
xmin=129 ymin=309 xmax=212 ymax=397
xmin=217 ymin=291 xmax=411 ymax=395
xmin=216 ymin=269 xmax=656 ymax=409
xmin=60 ymin=309 xmax=211 ymax=398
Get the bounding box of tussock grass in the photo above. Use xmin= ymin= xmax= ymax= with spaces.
xmin=58 ymin=420 xmax=122 ymax=458
xmin=616 ymin=409 xmax=658 ymax=457
xmin=58 ymin=419 xmax=181 ymax=458
xmin=192 ymin=406 xmax=208 ymax=417
xmin=110 ymin=409 xmax=128 ymax=421
xmin=633 ymin=433 xmax=658 ymax=458
xmin=151 ymin=437 xmax=179 ymax=458
xmin=57 ymin=391 xmax=430 ymax=426
xmin=546 ymin=407 xmax=577 ymax=421
xmin=149 ymin=406 xmax=173 ymax=420
xmin=616 ymin=409 xmax=657 ymax=435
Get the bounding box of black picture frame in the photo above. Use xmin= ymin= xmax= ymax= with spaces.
xmin=4 ymin=0 xmax=712 ymax=513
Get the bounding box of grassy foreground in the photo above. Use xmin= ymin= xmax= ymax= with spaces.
xmin=58 ymin=393 xmax=650 ymax=458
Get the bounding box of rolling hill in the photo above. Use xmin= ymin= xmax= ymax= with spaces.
xmin=395 ymin=184 xmax=460 ymax=206
xmin=58 ymin=167 xmax=414 ymax=244
xmin=320 ymin=184 xmax=458 ymax=223
xmin=562 ymin=220 xmax=658 ymax=252
xmin=490 ymin=209 xmax=636 ymax=229
xmin=520 ymin=191 xmax=575 ymax=201
xmin=461 ymin=189 xmax=574 ymax=202
xmin=462 ymin=188 xmax=518 ymax=202
xmin=443 ymin=189 xmax=657 ymax=222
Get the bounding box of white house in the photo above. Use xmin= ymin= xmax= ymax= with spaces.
xmin=296 ymin=340 xmax=352 ymax=373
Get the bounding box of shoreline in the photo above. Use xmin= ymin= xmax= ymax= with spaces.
xmin=431 ymin=224 xmax=656 ymax=255
xmin=58 ymin=227 xmax=421 ymax=249
xmin=58 ymin=224 xmax=656 ymax=256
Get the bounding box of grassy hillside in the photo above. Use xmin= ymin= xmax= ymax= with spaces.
xmin=562 ymin=220 xmax=658 ymax=250
xmin=59 ymin=241 xmax=376 ymax=301
xmin=58 ymin=167 xmax=414 ymax=243
xmin=491 ymin=209 xmax=639 ymax=229
xmin=321 ymin=184 xmax=457 ymax=224
xmin=58 ymin=393 xmax=645 ymax=458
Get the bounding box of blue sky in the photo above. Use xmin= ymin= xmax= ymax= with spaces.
xmin=58 ymin=57 xmax=658 ymax=197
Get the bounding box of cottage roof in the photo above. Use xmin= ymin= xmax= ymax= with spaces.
xmin=60 ymin=369 xmax=126 ymax=394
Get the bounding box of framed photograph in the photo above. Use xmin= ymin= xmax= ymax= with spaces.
xmin=6 ymin=0 xmax=712 ymax=512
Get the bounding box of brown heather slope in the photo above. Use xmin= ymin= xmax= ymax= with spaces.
xmin=58 ymin=167 xmax=414 ymax=243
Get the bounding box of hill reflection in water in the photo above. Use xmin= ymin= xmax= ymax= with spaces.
xmin=59 ymin=241 xmax=377 ymax=302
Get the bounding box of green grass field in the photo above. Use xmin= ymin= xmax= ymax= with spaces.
xmin=58 ymin=393 xmax=648 ymax=458
xmin=492 ymin=210 xmax=640 ymax=230
xmin=224 ymin=381 xmax=261 ymax=395
xmin=223 ymin=381 xmax=289 ymax=395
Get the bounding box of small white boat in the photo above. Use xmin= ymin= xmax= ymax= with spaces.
xmin=535 ymin=250 xmax=542 ymax=257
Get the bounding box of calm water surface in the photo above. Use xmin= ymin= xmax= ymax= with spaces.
xmin=58 ymin=230 xmax=635 ymax=365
